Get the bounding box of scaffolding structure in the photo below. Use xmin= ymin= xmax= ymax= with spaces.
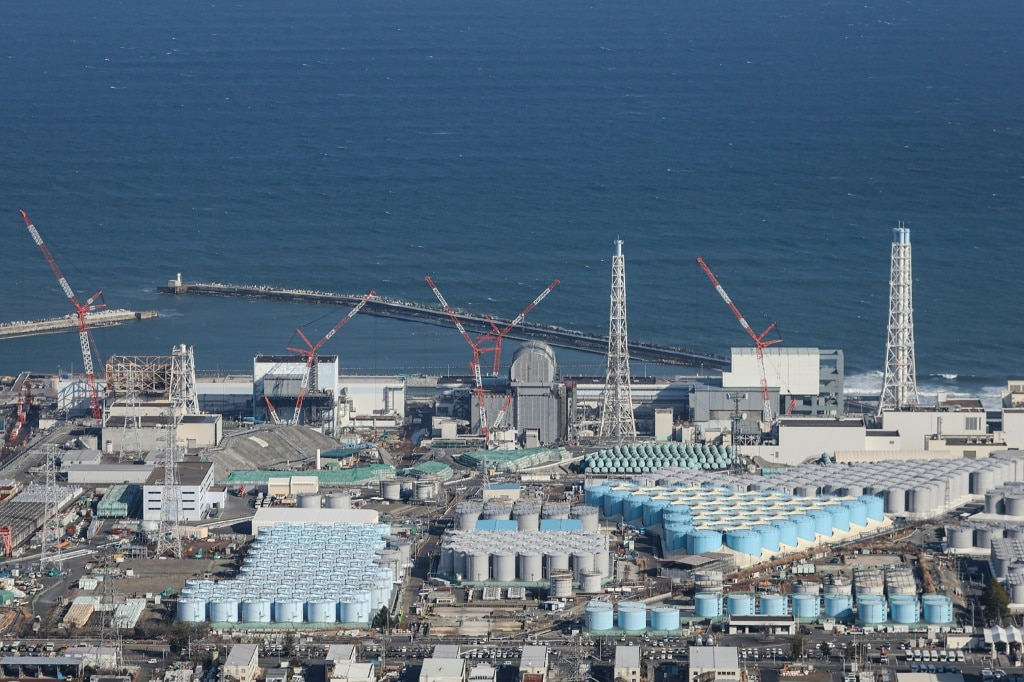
xmin=879 ymin=223 xmax=920 ymax=414
xmin=598 ymin=239 xmax=637 ymax=441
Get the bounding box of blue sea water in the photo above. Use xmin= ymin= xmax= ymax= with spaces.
xmin=1 ymin=0 xmax=1022 ymax=405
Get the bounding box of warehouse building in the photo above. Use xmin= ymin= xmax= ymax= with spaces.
xmin=419 ymin=658 xmax=466 ymax=682
xmin=688 ymin=647 xmax=740 ymax=682
xmin=142 ymin=462 xmax=216 ymax=522
xmin=613 ymin=646 xmax=641 ymax=682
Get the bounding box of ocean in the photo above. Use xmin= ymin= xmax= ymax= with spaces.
xmin=1 ymin=0 xmax=1022 ymax=407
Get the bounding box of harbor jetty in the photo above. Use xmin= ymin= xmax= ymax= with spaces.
xmin=0 ymin=310 xmax=158 ymax=341
xmin=157 ymin=276 xmax=728 ymax=369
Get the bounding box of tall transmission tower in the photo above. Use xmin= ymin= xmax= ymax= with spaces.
xmin=154 ymin=388 xmax=185 ymax=558
xmin=598 ymin=239 xmax=637 ymax=441
xmin=118 ymin=363 xmax=142 ymax=462
xmin=169 ymin=344 xmax=200 ymax=416
xmin=878 ymin=223 xmax=920 ymax=415
xmin=38 ymin=445 xmax=64 ymax=573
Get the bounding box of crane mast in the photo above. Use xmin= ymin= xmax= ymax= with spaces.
xmin=286 ymin=290 xmax=376 ymax=426
xmin=20 ymin=211 xmax=105 ymax=419
xmin=696 ymin=257 xmax=781 ymax=429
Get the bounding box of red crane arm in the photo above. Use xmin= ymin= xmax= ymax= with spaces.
xmin=424 ymin=276 xmax=478 ymax=351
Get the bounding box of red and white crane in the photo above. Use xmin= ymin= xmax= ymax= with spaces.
xmin=20 ymin=210 xmax=105 ymax=419
xmin=696 ymin=257 xmax=782 ymax=429
xmin=285 ymin=290 xmax=376 ymax=426
xmin=424 ymin=276 xmax=559 ymax=447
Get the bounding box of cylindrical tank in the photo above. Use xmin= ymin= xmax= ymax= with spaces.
xmin=307 ymin=599 xmax=337 ymax=623
xmin=584 ymin=600 xmax=615 ymax=631
xmin=889 ymin=595 xmax=920 ymax=624
xmin=518 ymin=552 xmax=543 ymax=582
xmin=241 ymin=599 xmax=272 ymax=623
xmin=209 ymin=598 xmax=239 ymax=623
xmin=594 ymin=549 xmax=611 ymax=577
xmin=650 ymin=606 xmax=680 ymax=632
xmin=908 ymin=487 xmax=933 ymax=514
xmin=791 ymin=594 xmax=820 ymax=619
xmin=513 ymin=503 xmax=541 ymax=531
xmin=773 ymin=520 xmax=799 ymax=547
xmin=1006 ymin=494 xmax=1024 ymax=517
xmin=493 ymin=553 xmax=516 ymax=582
xmin=414 ymin=480 xmax=436 ymax=502
xmin=603 ymin=490 xmax=630 ymax=517
xmin=827 ymin=505 xmax=851 ymax=532
xmin=858 ymin=495 xmax=885 ymax=521
xmin=456 ymin=502 xmax=483 ymax=530
xmin=549 ymin=571 xmax=573 ymax=599
xmin=727 ymin=593 xmax=756 ymax=616
xmin=642 ymin=499 xmax=670 ymax=527
xmin=380 ymin=480 xmax=402 ymax=501
xmin=756 ymin=524 xmax=782 ymax=552
xmin=972 ymin=469 xmax=997 ymax=495
xmin=694 ymin=592 xmax=723 ymax=618
xmin=724 ymin=529 xmax=762 ymax=556
xmin=580 ymin=570 xmax=604 ymax=594
xmin=687 ymin=529 xmax=723 ymax=554
xmin=467 ymin=553 xmax=489 ymax=581
xmin=572 ymin=551 xmax=595 ymax=580
xmin=946 ymin=525 xmax=974 ymax=550
xmin=623 ymin=494 xmax=650 ymax=523
xmin=856 ymin=595 xmax=887 ymax=624
xmin=571 ymin=505 xmax=601 ymax=532
xmin=325 ymin=492 xmax=351 ymax=509
xmin=808 ymin=509 xmax=833 ymax=537
xmin=543 ymin=501 xmax=571 ymax=519
xmin=823 ymin=593 xmax=854 ymax=619
xmin=297 ymin=493 xmax=322 ymax=509
xmin=791 ymin=515 xmax=816 ymax=542
xmin=921 ymin=595 xmax=954 ymax=624
xmin=884 ymin=488 xmax=907 ymax=514
xmin=545 ymin=552 xmax=570 ymax=576
xmin=791 ymin=581 xmax=820 ymax=595
xmin=842 ymin=500 xmax=868 ymax=527
xmin=177 ymin=598 xmax=207 ymax=623
xmin=617 ymin=601 xmax=647 ymax=631
xmin=274 ymin=599 xmax=304 ymax=623
xmin=1012 ymin=583 xmax=1024 ymax=605
xmin=759 ymin=594 xmax=787 ymax=616
xmin=974 ymin=527 xmax=995 ymax=549
xmin=483 ymin=502 xmax=512 ymax=520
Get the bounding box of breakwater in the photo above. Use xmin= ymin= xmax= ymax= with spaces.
xmin=0 ymin=310 xmax=158 ymax=341
xmin=157 ymin=279 xmax=728 ymax=369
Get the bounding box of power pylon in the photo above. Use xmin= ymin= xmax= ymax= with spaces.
xmin=118 ymin=364 xmax=142 ymax=462
xmin=154 ymin=404 xmax=184 ymax=559
xmin=598 ymin=239 xmax=637 ymax=441
xmin=878 ymin=223 xmax=920 ymax=415
xmin=38 ymin=445 xmax=64 ymax=573
xmin=169 ymin=344 xmax=199 ymax=416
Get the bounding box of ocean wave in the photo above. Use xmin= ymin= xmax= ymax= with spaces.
xmin=844 ymin=370 xmax=1005 ymax=410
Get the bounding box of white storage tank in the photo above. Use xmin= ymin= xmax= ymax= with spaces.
xmin=571 ymin=505 xmax=600 ymax=532
xmin=274 ymin=599 xmax=304 ymax=623
xmin=467 ymin=553 xmax=490 ymax=582
xmin=307 ymin=599 xmax=337 ymax=623
xmin=549 ymin=571 xmax=573 ymax=599
xmin=241 ymin=599 xmax=272 ymax=623
xmin=545 ymin=551 xmax=570 ymax=576
xmin=380 ymin=480 xmax=402 ymax=501
xmin=493 ymin=553 xmax=516 ymax=582
xmin=518 ymin=552 xmax=543 ymax=582
xmin=580 ymin=570 xmax=603 ymax=594
xmin=209 ymin=598 xmax=239 ymax=623
xmin=325 ymin=492 xmax=351 ymax=509
xmin=572 ymin=551 xmax=595 ymax=579
xmin=297 ymin=493 xmax=322 ymax=509
xmin=177 ymin=598 xmax=207 ymax=623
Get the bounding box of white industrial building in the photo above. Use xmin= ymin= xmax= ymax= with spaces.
xmin=223 ymin=644 xmax=259 ymax=682
xmin=688 ymin=646 xmax=740 ymax=682
xmin=613 ymin=646 xmax=641 ymax=682
xmin=255 ymin=354 xmax=341 ymax=429
xmin=419 ymin=658 xmax=466 ymax=682
xmin=250 ymin=507 xmax=379 ymax=534
xmin=66 ymin=464 xmax=156 ymax=485
xmin=339 ymin=375 xmax=406 ymax=430
xmin=519 ymin=646 xmax=548 ymax=682
xmin=142 ymin=461 xmax=216 ymax=522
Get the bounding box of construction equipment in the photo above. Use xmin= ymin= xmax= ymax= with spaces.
xmin=424 ymin=276 xmax=558 ymax=447
xmin=286 ymin=290 xmax=376 ymax=425
xmin=19 ymin=211 xmax=105 ymax=419
xmin=0 ymin=527 xmax=12 ymax=557
xmin=263 ymin=395 xmax=282 ymax=425
xmin=491 ymin=394 xmax=513 ymax=430
xmin=697 ymin=257 xmax=782 ymax=429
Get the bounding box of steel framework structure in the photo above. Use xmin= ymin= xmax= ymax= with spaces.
xmin=598 ymin=239 xmax=636 ymax=441
xmin=879 ymin=223 xmax=920 ymax=414
xmin=105 ymin=355 xmax=173 ymax=397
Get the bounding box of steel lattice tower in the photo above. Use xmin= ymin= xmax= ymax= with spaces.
xmin=154 ymin=400 xmax=184 ymax=559
xmin=39 ymin=445 xmax=63 ymax=573
xmin=169 ymin=344 xmax=200 ymax=416
xmin=118 ymin=364 xmax=142 ymax=462
xmin=598 ymin=239 xmax=637 ymax=441
xmin=879 ymin=223 xmax=920 ymax=414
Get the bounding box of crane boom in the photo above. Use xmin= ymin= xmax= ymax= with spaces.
xmin=696 ymin=257 xmax=781 ymax=428
xmin=20 ymin=210 xmax=105 ymax=419
xmin=488 ymin=279 xmax=560 ymax=374
xmin=286 ymin=290 xmax=376 ymax=426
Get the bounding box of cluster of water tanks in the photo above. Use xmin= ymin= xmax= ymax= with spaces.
xmin=456 ymin=500 xmax=599 ymax=533
xmin=584 ymin=443 xmax=735 ymax=474
xmin=296 ymin=492 xmax=351 ymax=509
xmin=584 ymin=600 xmax=683 ymax=632
xmin=176 ymin=523 xmax=396 ymax=624
xmin=682 ymin=591 xmax=953 ymax=625
xmin=989 ymin=538 xmax=1024 ymax=580
xmin=439 ymin=530 xmax=609 ymax=583
xmin=983 ymin=482 xmax=1024 ymax=517
xmin=585 ymin=482 xmax=884 ymax=557
xmin=654 ymin=454 xmax=1024 ymax=518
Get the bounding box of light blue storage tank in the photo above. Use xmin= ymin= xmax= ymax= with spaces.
xmin=694 ymin=592 xmax=723 ymax=618
xmin=889 ymin=595 xmax=920 ymax=624
xmin=624 ymin=494 xmax=650 ymax=523
xmin=604 ymin=489 xmax=632 ymax=517
xmin=687 ymin=529 xmax=723 ymax=554
xmin=650 ymin=606 xmax=680 ymax=631
xmin=759 ymin=594 xmax=787 ymax=616
xmin=842 ymin=500 xmax=868 ymax=527
xmin=791 ymin=594 xmax=820 ymax=619
xmin=857 ymin=595 xmax=887 ymax=624
xmin=823 ymin=593 xmax=854 ymax=619
xmin=617 ymin=601 xmax=647 ymax=631
xmin=921 ymin=595 xmax=954 ymax=624
xmin=791 ymin=514 xmax=816 ymax=541
xmin=585 ymin=600 xmax=615 ymax=631
xmin=828 ymin=504 xmax=851 ymax=532
xmin=664 ymin=508 xmax=693 ymax=525
xmin=755 ymin=524 xmax=781 ymax=552
xmin=772 ymin=520 xmax=799 ymax=547
xmin=859 ymin=495 xmax=885 ymax=521
xmin=725 ymin=529 xmax=762 ymax=556
xmin=808 ymin=509 xmax=834 ymax=537
xmin=664 ymin=522 xmax=694 ymax=552
xmin=585 ymin=485 xmax=610 ymax=507
xmin=727 ymin=593 xmax=756 ymax=616
xmin=643 ymin=499 xmax=671 ymax=527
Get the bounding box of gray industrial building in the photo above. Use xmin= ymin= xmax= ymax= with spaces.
xmin=510 ymin=342 xmax=565 ymax=446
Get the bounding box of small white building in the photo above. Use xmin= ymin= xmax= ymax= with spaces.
xmin=329 ymin=660 xmax=375 ymax=682
xmin=142 ymin=461 xmax=216 ymax=522
xmin=688 ymin=646 xmax=740 ymax=682
xmin=614 ymin=646 xmax=641 ymax=682
xmin=519 ymin=645 xmax=548 ymax=682
xmin=419 ymin=658 xmax=466 ymax=682
xmin=223 ymin=644 xmax=259 ymax=682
